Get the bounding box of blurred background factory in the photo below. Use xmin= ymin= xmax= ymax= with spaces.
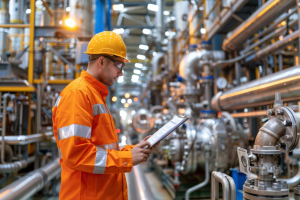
xmin=1 ymin=0 xmax=300 ymax=199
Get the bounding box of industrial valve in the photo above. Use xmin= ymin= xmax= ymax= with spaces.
xmin=238 ymin=93 xmax=300 ymax=200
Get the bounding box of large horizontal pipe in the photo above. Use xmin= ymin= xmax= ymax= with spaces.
xmin=222 ymin=0 xmax=295 ymax=51
xmin=211 ymin=65 xmax=300 ymax=111
xmin=0 ymin=156 xmax=35 ymax=173
xmin=0 ymin=132 xmax=53 ymax=145
xmin=230 ymin=110 xmax=267 ymax=118
xmin=0 ymin=159 xmax=61 ymax=200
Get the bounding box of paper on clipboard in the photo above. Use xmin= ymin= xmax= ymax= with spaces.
xmin=237 ymin=147 xmax=250 ymax=175
xmin=146 ymin=115 xmax=189 ymax=148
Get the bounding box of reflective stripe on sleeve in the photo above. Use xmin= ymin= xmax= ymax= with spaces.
xmin=55 ymin=96 xmax=61 ymax=107
xmin=58 ymin=148 xmax=63 ymax=159
xmin=93 ymin=147 xmax=107 ymax=174
xmin=92 ymin=104 xmax=109 ymax=116
xmin=96 ymin=142 xmax=119 ymax=151
xmin=58 ymin=124 xmax=91 ymax=141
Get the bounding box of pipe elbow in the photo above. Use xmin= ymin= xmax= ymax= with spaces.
xmin=254 ymin=118 xmax=286 ymax=146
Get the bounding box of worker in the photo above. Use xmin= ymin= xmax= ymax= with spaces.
xmin=52 ymin=31 xmax=159 ymax=200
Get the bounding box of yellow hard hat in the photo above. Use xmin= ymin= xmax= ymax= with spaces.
xmin=84 ymin=31 xmax=129 ymax=62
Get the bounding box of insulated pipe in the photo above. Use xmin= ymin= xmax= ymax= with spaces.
xmin=185 ymin=152 xmax=210 ymax=200
xmin=0 ymin=132 xmax=53 ymax=145
xmin=0 ymin=156 xmax=35 ymax=173
xmin=211 ymin=65 xmax=300 ymax=111
xmin=156 ymin=0 xmax=164 ymax=42
xmin=222 ymin=0 xmax=296 ymax=51
xmin=0 ymin=159 xmax=61 ymax=200
xmin=151 ymin=52 xmax=165 ymax=77
xmin=278 ymin=161 xmax=300 ymax=188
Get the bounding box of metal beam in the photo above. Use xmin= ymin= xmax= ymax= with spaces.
xmin=112 ymin=25 xmax=155 ymax=29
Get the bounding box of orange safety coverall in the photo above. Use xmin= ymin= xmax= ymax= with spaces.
xmin=52 ymin=70 xmax=135 ymax=200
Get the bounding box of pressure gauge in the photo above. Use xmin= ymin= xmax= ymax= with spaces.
xmin=216 ymin=77 xmax=227 ymax=90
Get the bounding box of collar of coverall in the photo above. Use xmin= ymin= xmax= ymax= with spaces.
xmin=80 ymin=70 xmax=109 ymax=97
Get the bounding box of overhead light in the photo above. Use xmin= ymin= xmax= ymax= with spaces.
xmin=131 ymin=75 xmax=139 ymax=83
xmin=66 ymin=7 xmax=71 ymax=12
xmin=200 ymin=28 xmax=206 ymax=34
xmin=135 ymin=63 xmax=143 ymax=68
xmin=165 ymin=31 xmax=170 ymax=36
xmin=142 ymin=29 xmax=151 ymax=35
xmin=131 ymin=110 xmax=136 ymax=115
xmin=113 ymin=4 xmax=124 ymax=11
xmin=139 ymin=44 xmax=149 ymax=50
xmin=121 ymin=99 xmax=126 ymax=104
xmin=133 ymin=97 xmax=138 ymax=102
xmin=147 ymin=4 xmax=158 ymax=12
xmin=199 ymin=6 xmax=204 ymax=11
xmin=163 ymin=11 xmax=170 ymax=15
xmin=113 ymin=28 xmax=124 ymax=34
xmin=124 ymin=103 xmax=129 ymax=108
xmin=134 ymin=69 xmax=141 ymax=74
xmin=127 ymin=120 xmax=132 ymax=124
xmin=125 ymin=93 xmax=130 ymax=98
xmin=112 ymin=96 xmax=117 ymax=102
xmin=127 ymin=99 xmax=132 ymax=104
xmin=131 ymin=79 xmax=139 ymax=83
xmin=137 ymin=55 xmax=146 ymax=60
xmin=26 ymin=9 xmax=31 ymax=14
xmin=152 ymin=51 xmax=157 ymax=56
xmin=59 ymin=20 xmax=63 ymax=25
xmin=65 ymin=18 xmax=76 ymax=27
xmin=141 ymin=66 xmax=148 ymax=70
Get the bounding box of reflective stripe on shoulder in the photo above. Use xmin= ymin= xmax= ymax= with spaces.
xmin=93 ymin=147 xmax=107 ymax=174
xmin=92 ymin=104 xmax=109 ymax=116
xmin=58 ymin=124 xmax=91 ymax=141
xmin=96 ymin=142 xmax=119 ymax=151
xmin=58 ymin=148 xmax=63 ymax=159
xmin=55 ymin=96 xmax=61 ymax=107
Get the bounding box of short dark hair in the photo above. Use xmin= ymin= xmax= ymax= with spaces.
xmin=89 ymin=54 xmax=102 ymax=62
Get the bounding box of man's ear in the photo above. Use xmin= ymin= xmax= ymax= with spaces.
xmin=97 ymin=56 xmax=105 ymax=70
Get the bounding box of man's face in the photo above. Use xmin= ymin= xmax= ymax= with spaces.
xmin=98 ymin=56 xmax=124 ymax=86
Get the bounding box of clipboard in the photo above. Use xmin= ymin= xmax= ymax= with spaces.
xmin=145 ymin=115 xmax=189 ymax=148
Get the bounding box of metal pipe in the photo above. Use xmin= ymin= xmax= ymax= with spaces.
xmin=0 ymin=132 xmax=53 ymax=145
xmin=278 ymin=161 xmax=300 ymax=188
xmin=211 ymin=171 xmax=230 ymax=200
xmin=1 ymin=94 xmax=8 ymax=164
xmin=247 ymin=30 xmax=300 ymax=62
xmin=0 ymin=156 xmax=35 ymax=173
xmin=125 ymin=136 xmax=155 ymax=200
xmin=156 ymin=0 xmax=164 ymax=42
xmin=211 ymin=65 xmax=300 ymax=111
xmin=230 ymin=110 xmax=267 ymax=118
xmin=185 ymin=152 xmax=210 ymax=200
xmin=0 ymin=159 xmax=61 ymax=200
xmin=223 ymin=173 xmax=236 ymax=200
xmin=207 ymin=0 xmax=249 ymax=40
xmin=245 ymin=7 xmax=297 ymax=45
xmin=179 ymin=50 xmax=224 ymax=89
xmin=151 ymin=52 xmax=165 ymax=77
xmin=241 ymin=18 xmax=298 ymax=55
xmin=222 ymin=0 xmax=296 ymax=51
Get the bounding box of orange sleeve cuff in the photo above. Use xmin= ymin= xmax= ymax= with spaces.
xmin=117 ymin=150 xmax=133 ymax=173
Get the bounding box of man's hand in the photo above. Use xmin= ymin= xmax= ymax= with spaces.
xmin=143 ymin=135 xmax=160 ymax=153
xmin=131 ymin=139 xmax=152 ymax=166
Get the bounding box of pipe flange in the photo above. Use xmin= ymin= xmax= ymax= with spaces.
xmin=176 ymin=88 xmax=202 ymax=97
xmin=277 ymin=107 xmax=299 ymax=152
xmin=243 ymin=185 xmax=289 ymax=196
xmin=251 ymin=145 xmax=281 ymax=155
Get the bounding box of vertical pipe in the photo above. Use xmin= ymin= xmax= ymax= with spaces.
xmin=0 ymin=0 xmax=9 ymax=59
xmin=106 ymin=0 xmax=112 ymax=31
xmin=278 ymin=53 xmax=283 ymax=71
xmin=18 ymin=102 xmax=23 ymax=157
xmin=28 ymin=0 xmax=35 ymax=85
xmin=1 ymin=94 xmax=7 ymax=164
xmin=185 ymin=153 xmax=210 ymax=200
xmin=156 ymin=0 xmax=164 ymax=42
xmin=95 ymin=0 xmax=105 ymax=34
